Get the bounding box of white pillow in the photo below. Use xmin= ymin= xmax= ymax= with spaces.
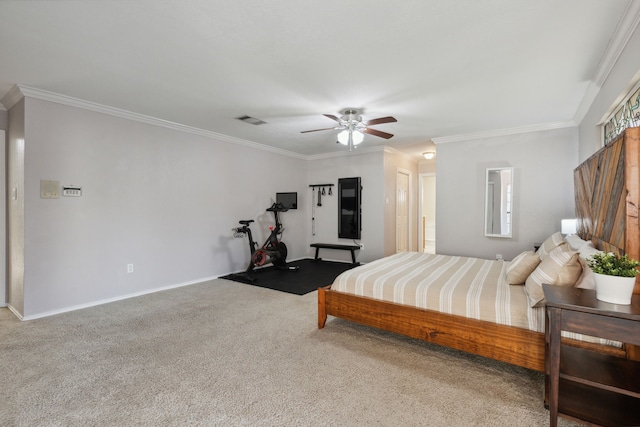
xmin=565 ymin=234 xmax=587 ymax=251
xmin=577 ymin=243 xmax=603 ymax=261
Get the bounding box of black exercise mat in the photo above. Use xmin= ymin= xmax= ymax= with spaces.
xmin=221 ymin=258 xmax=358 ymax=295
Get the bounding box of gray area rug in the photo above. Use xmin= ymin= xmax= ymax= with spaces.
xmin=0 ymin=279 xmax=580 ymax=426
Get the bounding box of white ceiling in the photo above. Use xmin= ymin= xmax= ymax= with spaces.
xmin=1 ymin=1 xmax=638 ymax=159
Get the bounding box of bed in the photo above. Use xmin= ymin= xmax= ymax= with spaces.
xmin=318 ymin=127 xmax=640 ymax=372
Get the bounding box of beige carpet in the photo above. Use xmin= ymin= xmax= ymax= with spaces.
xmin=0 ymin=279 xmax=580 ymax=426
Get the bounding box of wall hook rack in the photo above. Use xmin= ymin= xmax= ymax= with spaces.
xmin=309 ymin=184 xmax=334 ymax=236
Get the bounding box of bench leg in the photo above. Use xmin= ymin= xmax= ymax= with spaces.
xmin=314 ymin=247 xmax=320 ymax=261
xmin=350 ymin=250 xmax=356 ymax=264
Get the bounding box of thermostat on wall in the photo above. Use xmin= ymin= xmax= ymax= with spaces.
xmin=62 ymin=186 xmax=82 ymax=197
xmin=40 ymin=180 xmax=60 ymax=199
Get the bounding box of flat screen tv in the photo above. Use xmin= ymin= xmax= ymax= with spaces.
xmin=276 ymin=192 xmax=297 ymax=209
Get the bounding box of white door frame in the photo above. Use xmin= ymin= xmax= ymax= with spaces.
xmin=0 ymin=130 xmax=5 ymax=307
xmin=396 ymin=168 xmax=412 ymax=253
xmin=418 ymin=172 xmax=435 ymax=253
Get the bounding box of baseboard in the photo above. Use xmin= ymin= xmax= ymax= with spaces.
xmin=14 ymin=257 xmax=360 ymax=321
xmin=19 ymin=275 xmax=218 ymax=321
xmin=7 ymin=304 xmax=24 ymax=320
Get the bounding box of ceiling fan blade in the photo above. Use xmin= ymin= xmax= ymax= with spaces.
xmin=323 ymin=114 xmax=341 ymax=122
xmin=300 ymin=127 xmax=337 ymax=133
xmin=363 ymin=128 xmax=394 ymax=139
xmin=364 ymin=116 xmax=397 ymax=126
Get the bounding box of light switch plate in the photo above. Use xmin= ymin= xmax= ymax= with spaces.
xmin=62 ymin=186 xmax=82 ymax=197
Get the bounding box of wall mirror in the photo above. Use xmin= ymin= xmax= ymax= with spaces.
xmin=484 ymin=167 xmax=513 ymax=238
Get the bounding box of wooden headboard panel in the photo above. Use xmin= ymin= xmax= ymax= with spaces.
xmin=574 ymin=126 xmax=640 ymax=293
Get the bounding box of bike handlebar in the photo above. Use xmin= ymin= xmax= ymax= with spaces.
xmin=266 ymin=202 xmax=289 ymax=212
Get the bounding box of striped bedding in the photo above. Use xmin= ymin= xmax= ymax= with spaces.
xmin=332 ymin=252 xmax=544 ymax=332
xmin=331 ymin=252 xmax=620 ymax=348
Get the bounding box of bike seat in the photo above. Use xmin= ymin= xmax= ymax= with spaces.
xmin=239 ymin=220 xmax=254 ymax=225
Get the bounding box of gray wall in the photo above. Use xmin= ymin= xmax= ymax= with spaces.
xmin=305 ymin=151 xmax=385 ymax=263
xmin=17 ymin=97 xmax=310 ymax=318
xmin=9 ymin=94 xmax=401 ymax=318
xmin=0 ymin=109 xmax=8 ymax=130
xmin=435 ymin=127 xmax=579 ymax=261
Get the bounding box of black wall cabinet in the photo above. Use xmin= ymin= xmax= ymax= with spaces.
xmin=338 ymin=177 xmax=361 ymax=239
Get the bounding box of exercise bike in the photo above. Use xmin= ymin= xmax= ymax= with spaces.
xmin=231 ymin=202 xmax=299 ymax=283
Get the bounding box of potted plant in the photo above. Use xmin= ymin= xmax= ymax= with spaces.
xmin=587 ymin=252 xmax=640 ymax=304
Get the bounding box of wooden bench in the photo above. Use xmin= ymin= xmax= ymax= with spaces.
xmin=310 ymin=243 xmax=360 ymax=264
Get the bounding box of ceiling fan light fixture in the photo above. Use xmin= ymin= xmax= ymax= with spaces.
xmin=337 ymin=130 xmax=350 ymax=145
xmin=352 ymin=130 xmax=364 ymax=145
xmin=337 ymin=130 xmax=364 ymax=147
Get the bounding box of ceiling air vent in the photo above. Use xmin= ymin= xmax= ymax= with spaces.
xmin=235 ymin=115 xmax=267 ymax=125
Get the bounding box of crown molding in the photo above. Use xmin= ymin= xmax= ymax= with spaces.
xmin=432 ymin=121 xmax=576 ymax=144
xmin=593 ymin=0 xmax=640 ymax=87
xmin=1 ymin=84 xmax=26 ymax=110
xmin=3 ymin=85 xmax=309 ymax=160
xmin=572 ymin=0 xmax=640 ymax=124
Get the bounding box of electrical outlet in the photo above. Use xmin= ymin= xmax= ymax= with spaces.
xmin=127 ymin=264 xmax=134 ymax=273
xmin=359 ymin=243 xmax=364 ymax=251
xmin=496 ymin=254 xmax=503 ymax=261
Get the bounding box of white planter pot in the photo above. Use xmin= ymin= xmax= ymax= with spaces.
xmin=593 ymin=272 xmax=636 ymax=305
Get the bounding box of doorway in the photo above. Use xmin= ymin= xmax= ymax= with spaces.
xmin=396 ymin=169 xmax=410 ymax=253
xmin=419 ymin=173 xmax=436 ymax=254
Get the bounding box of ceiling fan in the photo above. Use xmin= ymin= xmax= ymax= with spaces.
xmin=301 ymin=109 xmax=397 ymax=151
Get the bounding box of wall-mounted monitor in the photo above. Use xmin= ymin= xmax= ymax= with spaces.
xmin=276 ymin=192 xmax=297 ymax=209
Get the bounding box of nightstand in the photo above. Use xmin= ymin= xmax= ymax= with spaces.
xmin=543 ymin=284 xmax=640 ymax=427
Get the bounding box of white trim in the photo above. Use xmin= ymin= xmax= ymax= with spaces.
xmin=17 ymin=275 xmax=218 ymax=321
xmin=432 ymin=121 xmax=575 ymax=144
xmin=1 ymin=85 xmax=402 ymax=162
xmin=7 ymin=304 xmax=23 ymax=320
xmin=2 ymin=85 xmax=308 ymax=160
xmin=592 ymin=0 xmax=640 ymax=88
xmin=574 ymin=1 xmax=640 ymax=125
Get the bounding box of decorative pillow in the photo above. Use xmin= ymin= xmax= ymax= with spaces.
xmin=536 ymin=232 xmax=566 ymax=260
xmin=525 ymin=245 xmax=578 ymax=307
xmin=555 ymin=253 xmax=583 ymax=286
xmin=565 ymin=234 xmax=587 ymax=251
xmin=506 ymin=251 xmax=541 ymax=285
xmin=574 ymin=257 xmax=596 ymax=290
xmin=578 ymin=242 xmax=602 ymax=261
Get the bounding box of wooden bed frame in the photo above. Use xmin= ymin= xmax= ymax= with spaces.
xmin=317 ymin=127 xmax=639 ymax=372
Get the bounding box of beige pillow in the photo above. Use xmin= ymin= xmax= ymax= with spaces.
xmin=525 ymin=245 xmax=578 ymax=307
xmin=536 ymin=232 xmax=566 ymax=260
xmin=555 ymin=253 xmax=583 ymax=286
xmin=506 ymin=251 xmax=541 ymax=285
